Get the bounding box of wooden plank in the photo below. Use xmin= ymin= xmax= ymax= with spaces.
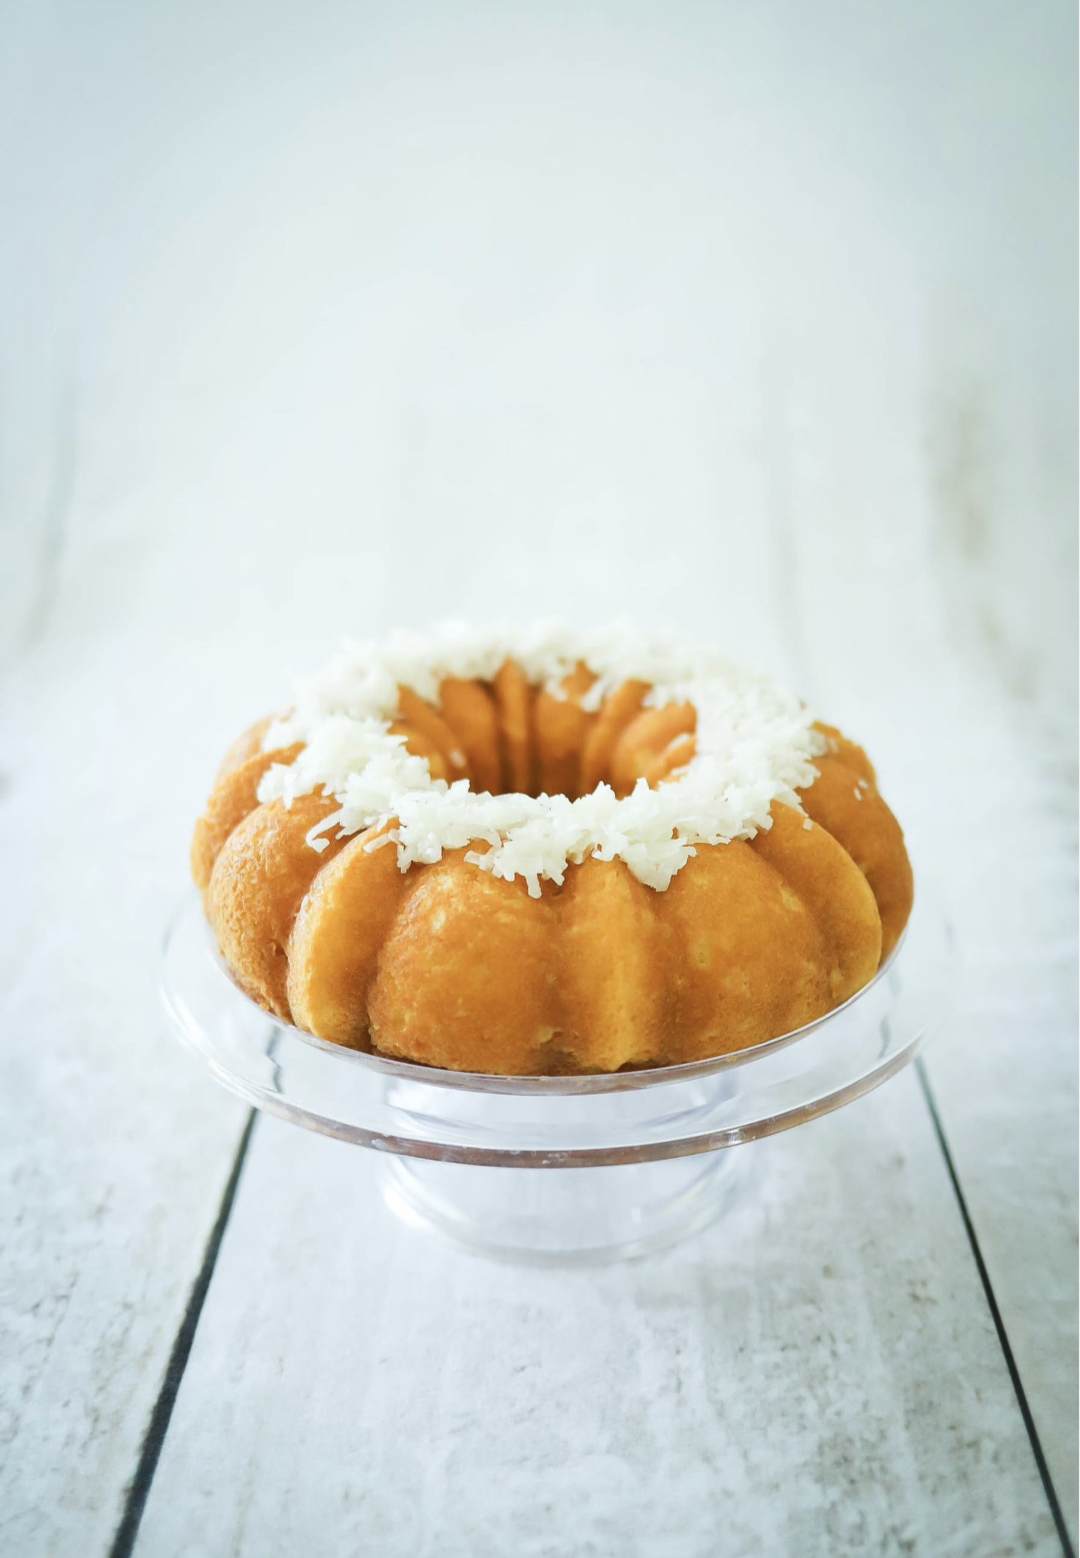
xmin=777 ymin=338 xmax=1078 ymax=1544
xmin=0 ymin=637 xmax=249 ymax=1558
xmin=135 ymin=1077 xmax=1060 ymax=1558
xmin=907 ymin=692 xmax=1077 ymax=1547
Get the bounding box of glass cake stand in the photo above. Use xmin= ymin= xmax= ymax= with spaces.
xmin=161 ymin=890 xmax=952 ymax=1264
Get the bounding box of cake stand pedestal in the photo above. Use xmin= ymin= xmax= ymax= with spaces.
xmin=382 ymin=1151 xmax=743 ymax=1264
xmin=161 ymin=892 xmax=951 ymax=1264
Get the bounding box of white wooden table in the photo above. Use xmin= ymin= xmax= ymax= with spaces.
xmin=1 ymin=5 xmax=1075 ymax=1555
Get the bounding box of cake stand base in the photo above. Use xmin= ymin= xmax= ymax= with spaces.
xmin=380 ymin=1149 xmax=745 ymax=1264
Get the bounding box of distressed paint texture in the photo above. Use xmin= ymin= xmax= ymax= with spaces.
xmin=0 ymin=642 xmax=248 ymax=1558
xmin=135 ymin=1092 xmax=1059 ymax=1558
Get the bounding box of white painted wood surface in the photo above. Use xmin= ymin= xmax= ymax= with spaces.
xmin=1 ymin=2 xmax=1074 ymax=1554
xmin=135 ymin=1086 xmax=1061 ymax=1558
xmin=774 ymin=350 xmax=1079 ymax=1541
xmin=0 ymin=639 xmax=250 ymax=1556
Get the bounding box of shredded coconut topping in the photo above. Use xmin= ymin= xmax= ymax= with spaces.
xmin=256 ymin=623 xmax=825 ymax=896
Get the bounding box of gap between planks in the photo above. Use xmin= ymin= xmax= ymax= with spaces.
xmin=916 ymin=1060 xmax=1076 ymax=1558
xmin=108 ymin=1110 xmax=258 ymax=1558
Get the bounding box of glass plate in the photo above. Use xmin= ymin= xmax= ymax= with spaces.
xmin=161 ymin=888 xmax=952 ymax=1261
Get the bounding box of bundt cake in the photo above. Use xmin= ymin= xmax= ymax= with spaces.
xmin=191 ymin=627 xmax=914 ymax=1075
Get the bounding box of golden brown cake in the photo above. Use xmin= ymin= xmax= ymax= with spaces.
xmin=192 ymin=628 xmax=913 ymax=1074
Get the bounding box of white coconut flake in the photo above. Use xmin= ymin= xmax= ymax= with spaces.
xmin=256 ymin=622 xmax=826 ymax=894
